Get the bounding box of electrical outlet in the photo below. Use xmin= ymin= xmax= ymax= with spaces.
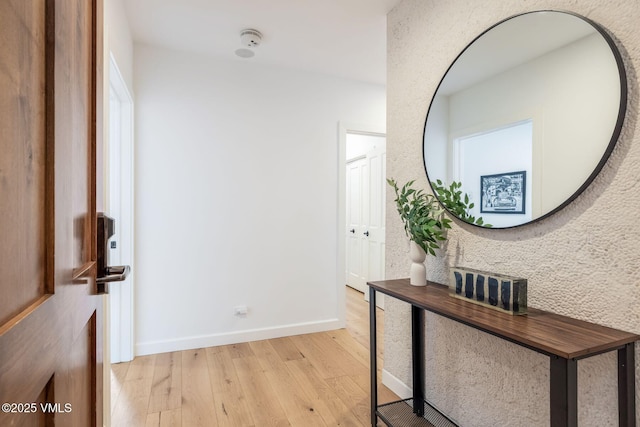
xmin=234 ymin=305 xmax=248 ymax=316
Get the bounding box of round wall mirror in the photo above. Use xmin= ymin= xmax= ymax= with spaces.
xmin=423 ymin=10 xmax=627 ymax=229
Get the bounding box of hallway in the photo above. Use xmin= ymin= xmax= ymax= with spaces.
xmin=110 ymin=287 xmax=398 ymax=426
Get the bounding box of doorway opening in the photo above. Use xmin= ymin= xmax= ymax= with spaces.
xmin=338 ymin=123 xmax=386 ymax=320
xmin=452 ymin=119 xmax=533 ymax=228
xmin=107 ymin=54 xmax=135 ymax=363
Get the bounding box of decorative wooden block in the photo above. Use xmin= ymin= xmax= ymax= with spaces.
xmin=450 ymin=267 xmax=527 ymax=315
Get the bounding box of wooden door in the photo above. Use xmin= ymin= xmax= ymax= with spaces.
xmin=0 ymin=0 xmax=104 ymax=426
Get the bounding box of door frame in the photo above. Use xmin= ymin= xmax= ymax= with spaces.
xmin=337 ymin=122 xmax=385 ymax=325
xmin=105 ymin=53 xmax=135 ymax=363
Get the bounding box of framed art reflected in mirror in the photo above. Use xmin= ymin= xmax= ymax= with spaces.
xmin=480 ymin=171 xmax=526 ymax=215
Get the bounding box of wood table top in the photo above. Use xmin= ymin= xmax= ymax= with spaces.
xmin=368 ymin=278 xmax=639 ymax=359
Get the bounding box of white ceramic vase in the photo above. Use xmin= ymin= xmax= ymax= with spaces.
xmin=409 ymin=240 xmax=427 ymax=286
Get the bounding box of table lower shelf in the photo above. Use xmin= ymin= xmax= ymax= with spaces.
xmin=377 ymin=399 xmax=459 ymax=427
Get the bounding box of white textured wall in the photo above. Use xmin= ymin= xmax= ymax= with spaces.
xmin=386 ymin=1 xmax=640 ymax=426
xmin=134 ymin=44 xmax=386 ymax=355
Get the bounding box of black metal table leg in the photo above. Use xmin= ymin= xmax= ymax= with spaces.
xmin=550 ymin=356 xmax=577 ymax=427
xmin=411 ymin=305 xmax=425 ymax=417
xmin=618 ymin=342 xmax=636 ymax=427
xmin=370 ymin=287 xmax=378 ymax=426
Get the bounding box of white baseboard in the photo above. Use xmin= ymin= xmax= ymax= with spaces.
xmin=135 ymin=318 xmax=342 ymax=356
xmin=382 ymin=369 xmax=412 ymax=399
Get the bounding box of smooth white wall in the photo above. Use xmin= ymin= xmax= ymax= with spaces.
xmin=423 ymin=94 xmax=449 ymax=182
xmin=105 ymin=0 xmax=134 ymax=91
xmin=100 ymin=0 xmax=133 ymax=212
xmin=134 ymin=44 xmax=385 ymax=355
xmin=387 ymin=1 xmax=639 ymax=426
xmin=100 ymin=0 xmax=134 ymax=213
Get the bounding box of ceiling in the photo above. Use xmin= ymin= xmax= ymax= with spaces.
xmin=124 ymin=0 xmax=402 ymax=85
xmin=439 ymin=11 xmax=597 ymax=95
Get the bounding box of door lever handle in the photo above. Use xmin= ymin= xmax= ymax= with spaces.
xmin=364 ymin=231 xmax=369 ymax=237
xmin=350 ymin=229 xmax=355 ymax=233
xmin=97 ymin=265 xmax=130 ymax=284
xmin=97 ymin=265 xmax=131 ymax=294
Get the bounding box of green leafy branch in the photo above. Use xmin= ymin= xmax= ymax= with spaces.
xmin=387 ymin=178 xmax=451 ymax=256
xmin=431 ymin=180 xmax=492 ymax=227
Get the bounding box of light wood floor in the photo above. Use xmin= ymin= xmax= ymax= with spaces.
xmin=111 ymin=286 xmax=398 ymax=426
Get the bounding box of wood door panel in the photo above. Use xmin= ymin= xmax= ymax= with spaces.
xmin=0 ymin=0 xmax=47 ymax=327
xmin=0 ymin=0 xmax=103 ymax=425
xmin=55 ymin=0 xmax=93 ymax=271
xmin=3 ymin=375 xmax=54 ymax=427
xmin=55 ymin=311 xmax=95 ymax=427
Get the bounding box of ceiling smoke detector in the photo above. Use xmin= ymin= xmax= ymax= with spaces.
xmin=240 ymin=29 xmax=262 ymax=47
xmin=235 ymin=48 xmax=255 ymax=58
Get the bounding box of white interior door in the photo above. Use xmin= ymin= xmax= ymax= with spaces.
xmin=363 ymin=142 xmax=386 ymax=308
xmin=338 ymin=125 xmax=386 ymax=324
xmin=107 ymin=55 xmax=134 ymax=363
xmin=366 ymin=144 xmax=386 ymax=281
xmin=345 ymin=133 xmax=386 ymax=308
xmin=346 ymin=158 xmax=368 ymax=292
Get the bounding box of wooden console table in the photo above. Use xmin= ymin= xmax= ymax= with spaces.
xmin=368 ymin=278 xmax=639 ymax=427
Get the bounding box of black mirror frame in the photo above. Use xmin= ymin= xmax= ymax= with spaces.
xmin=422 ymin=10 xmax=628 ymax=229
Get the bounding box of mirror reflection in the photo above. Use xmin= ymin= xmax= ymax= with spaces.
xmin=423 ymin=11 xmax=625 ymax=228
